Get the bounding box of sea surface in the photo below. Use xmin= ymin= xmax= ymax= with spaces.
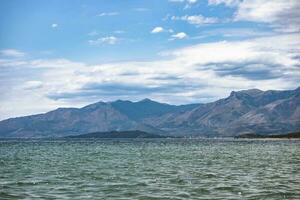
xmin=0 ymin=138 xmax=299 ymax=200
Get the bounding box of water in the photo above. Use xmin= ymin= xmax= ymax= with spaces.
xmin=0 ymin=139 xmax=299 ymax=200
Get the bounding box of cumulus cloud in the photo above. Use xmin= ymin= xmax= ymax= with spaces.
xmin=88 ymin=36 xmax=119 ymax=45
xmin=168 ymin=34 xmax=300 ymax=68
xmin=171 ymin=32 xmax=188 ymax=39
xmin=1 ymin=34 xmax=300 ymax=119
xmin=209 ymin=0 xmax=300 ymax=33
xmin=51 ymin=23 xmax=58 ymax=28
xmin=235 ymin=0 xmax=300 ymax=32
xmin=172 ymin=15 xmax=219 ymax=25
xmin=151 ymin=27 xmax=164 ymax=33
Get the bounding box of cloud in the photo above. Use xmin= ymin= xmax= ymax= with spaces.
xmin=97 ymin=12 xmax=119 ymax=17
xmin=169 ymin=0 xmax=197 ymax=4
xmin=171 ymin=32 xmax=188 ymax=39
xmin=168 ymin=34 xmax=300 ymax=67
xmin=88 ymin=31 xmax=98 ymax=36
xmin=133 ymin=8 xmax=149 ymax=12
xmin=172 ymin=15 xmax=219 ymax=25
xmin=151 ymin=27 xmax=164 ymax=33
xmin=187 ymin=0 xmax=197 ymax=3
xmin=211 ymin=63 xmax=282 ymax=80
xmin=0 ymin=59 xmax=27 ymax=67
xmin=208 ymin=0 xmax=240 ymax=7
xmin=51 ymin=23 xmax=58 ymax=28
xmin=192 ymin=28 xmax=274 ymax=39
xmin=0 ymin=49 xmax=25 ymax=57
xmin=114 ymin=30 xmax=125 ymax=34
xmin=88 ymin=36 xmax=119 ymax=45
xmin=23 ymin=81 xmax=43 ymax=90
xmin=29 ymin=58 xmax=86 ymax=69
xmin=1 ymin=34 xmax=300 ymax=119
xmin=209 ymin=0 xmax=300 ymax=33
xmin=48 ymin=83 xmax=171 ymax=99
xmin=169 ymin=0 xmax=198 ymax=9
xmin=235 ymin=0 xmax=300 ymax=32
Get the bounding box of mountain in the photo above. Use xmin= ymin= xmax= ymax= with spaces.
xmin=142 ymin=87 xmax=300 ymax=136
xmin=0 ymin=87 xmax=299 ymax=138
xmin=111 ymin=98 xmax=199 ymax=121
xmin=0 ymin=99 xmax=199 ymax=138
xmin=66 ymin=130 xmax=168 ymax=139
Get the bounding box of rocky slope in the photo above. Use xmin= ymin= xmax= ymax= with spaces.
xmin=143 ymin=87 xmax=300 ymax=136
xmin=0 ymin=87 xmax=299 ymax=138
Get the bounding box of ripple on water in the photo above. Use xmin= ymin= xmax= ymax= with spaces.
xmin=0 ymin=139 xmax=300 ymax=199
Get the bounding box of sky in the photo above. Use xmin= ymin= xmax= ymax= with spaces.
xmin=0 ymin=0 xmax=300 ymax=120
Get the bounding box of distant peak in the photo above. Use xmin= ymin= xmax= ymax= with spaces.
xmin=242 ymin=88 xmax=263 ymax=93
xmin=94 ymin=101 xmax=106 ymax=105
xmin=81 ymin=101 xmax=106 ymax=110
xmin=230 ymin=88 xmax=263 ymax=97
xmin=113 ymin=99 xmax=132 ymax=103
xmin=230 ymin=91 xmax=236 ymax=96
xmin=140 ymin=98 xmax=153 ymax=103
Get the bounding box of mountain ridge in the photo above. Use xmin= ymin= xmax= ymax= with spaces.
xmin=0 ymin=87 xmax=299 ymax=138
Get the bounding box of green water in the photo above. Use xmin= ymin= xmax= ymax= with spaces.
xmin=0 ymin=139 xmax=299 ymax=199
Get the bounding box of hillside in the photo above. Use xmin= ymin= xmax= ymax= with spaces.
xmin=0 ymin=87 xmax=299 ymax=138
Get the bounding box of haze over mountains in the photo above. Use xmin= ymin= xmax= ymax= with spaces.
xmin=0 ymin=87 xmax=299 ymax=138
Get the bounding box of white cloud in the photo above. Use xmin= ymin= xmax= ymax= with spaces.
xmin=187 ymin=0 xmax=197 ymax=3
xmin=169 ymin=0 xmax=197 ymax=4
xmin=235 ymin=0 xmax=300 ymax=32
xmin=151 ymin=27 xmax=164 ymax=33
xmin=167 ymin=34 xmax=300 ymax=67
xmin=208 ymin=0 xmax=240 ymax=7
xmin=97 ymin=12 xmax=119 ymax=17
xmin=1 ymin=34 xmax=300 ymax=119
xmin=208 ymin=28 xmax=273 ymax=38
xmin=23 ymin=81 xmax=43 ymax=90
xmin=172 ymin=15 xmax=218 ymax=25
xmin=29 ymin=59 xmax=86 ymax=69
xmin=171 ymin=32 xmax=188 ymax=39
xmin=0 ymin=49 xmax=25 ymax=57
xmin=169 ymin=0 xmax=198 ymax=9
xmin=209 ymin=0 xmax=300 ymax=33
xmin=0 ymin=59 xmax=27 ymax=67
xmin=133 ymin=8 xmax=149 ymax=12
xmin=114 ymin=30 xmax=125 ymax=34
xmin=88 ymin=36 xmax=119 ymax=45
xmin=235 ymin=1 xmax=294 ymax=22
xmin=51 ymin=23 xmax=58 ymax=28
xmin=169 ymin=0 xmax=185 ymax=2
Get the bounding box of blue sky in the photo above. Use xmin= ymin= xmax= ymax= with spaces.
xmin=0 ymin=0 xmax=300 ymax=119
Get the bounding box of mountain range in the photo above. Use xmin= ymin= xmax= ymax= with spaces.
xmin=0 ymin=87 xmax=299 ymax=138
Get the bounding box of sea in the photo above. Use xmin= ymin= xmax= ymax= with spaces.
xmin=0 ymin=138 xmax=299 ymax=199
